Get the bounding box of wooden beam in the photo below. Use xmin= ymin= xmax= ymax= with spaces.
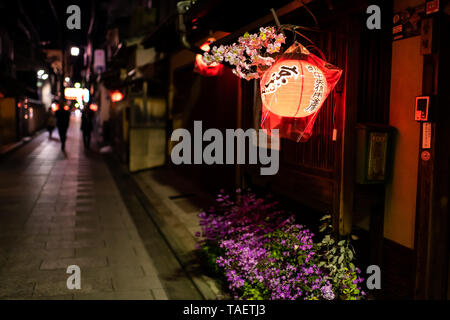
xmin=213 ymin=0 xmax=313 ymax=46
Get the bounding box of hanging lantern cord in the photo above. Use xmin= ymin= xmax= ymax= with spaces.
xmin=295 ymin=0 xmax=319 ymax=27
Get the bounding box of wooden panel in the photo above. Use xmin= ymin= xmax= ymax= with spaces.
xmin=414 ymin=12 xmax=450 ymax=299
xmin=352 ymin=229 xmax=415 ymax=299
xmin=171 ymin=64 xmax=239 ymax=192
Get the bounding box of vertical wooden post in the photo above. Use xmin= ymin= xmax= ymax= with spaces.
xmin=235 ymin=78 xmax=243 ymax=192
xmin=338 ymin=17 xmax=360 ymax=236
xmin=369 ymin=184 xmax=385 ymax=270
xmin=414 ymin=11 xmax=450 ymax=299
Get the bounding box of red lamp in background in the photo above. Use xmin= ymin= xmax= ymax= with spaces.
xmin=89 ymin=103 xmax=98 ymax=112
xmin=51 ymin=103 xmax=59 ymax=112
xmin=194 ymin=38 xmax=223 ymax=77
xmin=63 ymin=105 xmax=70 ymax=111
xmin=110 ymin=90 xmax=124 ymax=102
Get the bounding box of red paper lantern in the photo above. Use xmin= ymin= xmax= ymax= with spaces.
xmin=194 ymin=38 xmax=223 ymax=77
xmin=261 ymin=60 xmax=328 ymax=118
xmin=63 ymin=105 xmax=70 ymax=111
xmin=259 ymin=42 xmax=342 ymax=142
xmin=110 ymin=90 xmax=124 ymax=102
xmin=89 ymin=103 xmax=98 ymax=111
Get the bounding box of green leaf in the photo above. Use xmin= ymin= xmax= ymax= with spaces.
xmin=338 ymin=240 xmax=346 ymax=246
xmin=348 ymin=250 xmax=353 ymax=260
xmin=338 ymin=255 xmax=344 ymax=264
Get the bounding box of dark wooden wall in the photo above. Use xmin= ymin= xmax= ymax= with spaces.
xmin=171 ymin=64 xmax=239 ymax=193
xmin=241 ymin=2 xmax=363 ymax=218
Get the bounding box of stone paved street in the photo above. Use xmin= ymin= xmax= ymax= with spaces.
xmin=0 ymin=117 xmax=199 ymax=300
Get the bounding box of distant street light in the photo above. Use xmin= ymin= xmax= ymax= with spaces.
xmin=37 ymin=69 xmax=45 ymax=77
xmin=65 ymin=77 xmax=70 ymax=82
xmin=71 ymin=46 xmax=80 ymax=56
xmin=41 ymin=74 xmax=49 ymax=80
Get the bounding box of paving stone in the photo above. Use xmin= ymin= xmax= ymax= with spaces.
xmin=46 ymin=239 xmax=105 ymax=249
xmin=40 ymin=257 xmax=108 ymax=270
xmin=73 ymin=291 xmax=153 ymax=300
xmin=0 ymin=280 xmax=35 ymax=299
xmin=34 ymin=277 xmax=113 ymax=297
xmin=80 ymin=265 xmax=146 ymax=279
xmin=0 ymin=123 xmax=188 ymax=300
xmin=151 ymin=288 xmax=169 ymax=300
xmin=112 ymin=275 xmax=164 ymax=291
xmin=29 ymin=294 xmax=74 ymax=300
xmin=1 ymin=257 xmax=42 ymax=273
xmin=140 ymin=262 xmax=159 ymax=276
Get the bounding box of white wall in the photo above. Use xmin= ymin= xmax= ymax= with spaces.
xmin=384 ymin=9 xmax=423 ymax=248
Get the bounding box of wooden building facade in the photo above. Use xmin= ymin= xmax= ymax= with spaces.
xmin=139 ymin=0 xmax=450 ymax=299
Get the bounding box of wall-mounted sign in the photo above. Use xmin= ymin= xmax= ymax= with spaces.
xmin=392 ymin=4 xmax=426 ymax=41
xmin=422 ymin=122 xmax=432 ymax=149
xmin=355 ymin=124 xmax=395 ymax=184
xmin=426 ymin=0 xmax=439 ymax=14
xmin=367 ymin=132 xmax=388 ymax=181
xmin=415 ymin=96 xmax=429 ymax=121
xmin=93 ymin=49 xmax=106 ymax=74
xmin=421 ymin=150 xmax=431 ymax=161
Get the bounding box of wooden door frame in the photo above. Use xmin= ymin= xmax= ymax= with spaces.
xmin=413 ymin=10 xmax=450 ymax=300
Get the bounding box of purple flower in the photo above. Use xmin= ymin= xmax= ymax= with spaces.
xmin=321 ymin=284 xmax=335 ymax=300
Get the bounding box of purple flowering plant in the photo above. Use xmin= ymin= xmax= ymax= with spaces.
xmin=196 ymin=189 xmax=366 ymax=300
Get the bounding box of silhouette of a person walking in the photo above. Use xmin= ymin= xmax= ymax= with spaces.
xmin=55 ymin=107 xmax=70 ymax=151
xmin=46 ymin=108 xmax=56 ymax=139
xmin=81 ymin=109 xmax=94 ymax=150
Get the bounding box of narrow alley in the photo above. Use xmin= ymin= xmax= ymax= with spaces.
xmin=0 ymin=117 xmax=201 ymax=299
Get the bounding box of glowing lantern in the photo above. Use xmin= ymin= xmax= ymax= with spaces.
xmin=261 ymin=60 xmax=327 ymax=118
xmin=89 ymin=104 xmax=98 ymax=111
xmin=260 ymin=42 xmax=342 ymax=142
xmin=64 ymin=105 xmax=70 ymax=111
xmin=194 ymin=38 xmax=223 ymax=77
xmin=51 ymin=103 xmax=59 ymax=112
xmin=110 ymin=90 xmax=124 ymax=102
